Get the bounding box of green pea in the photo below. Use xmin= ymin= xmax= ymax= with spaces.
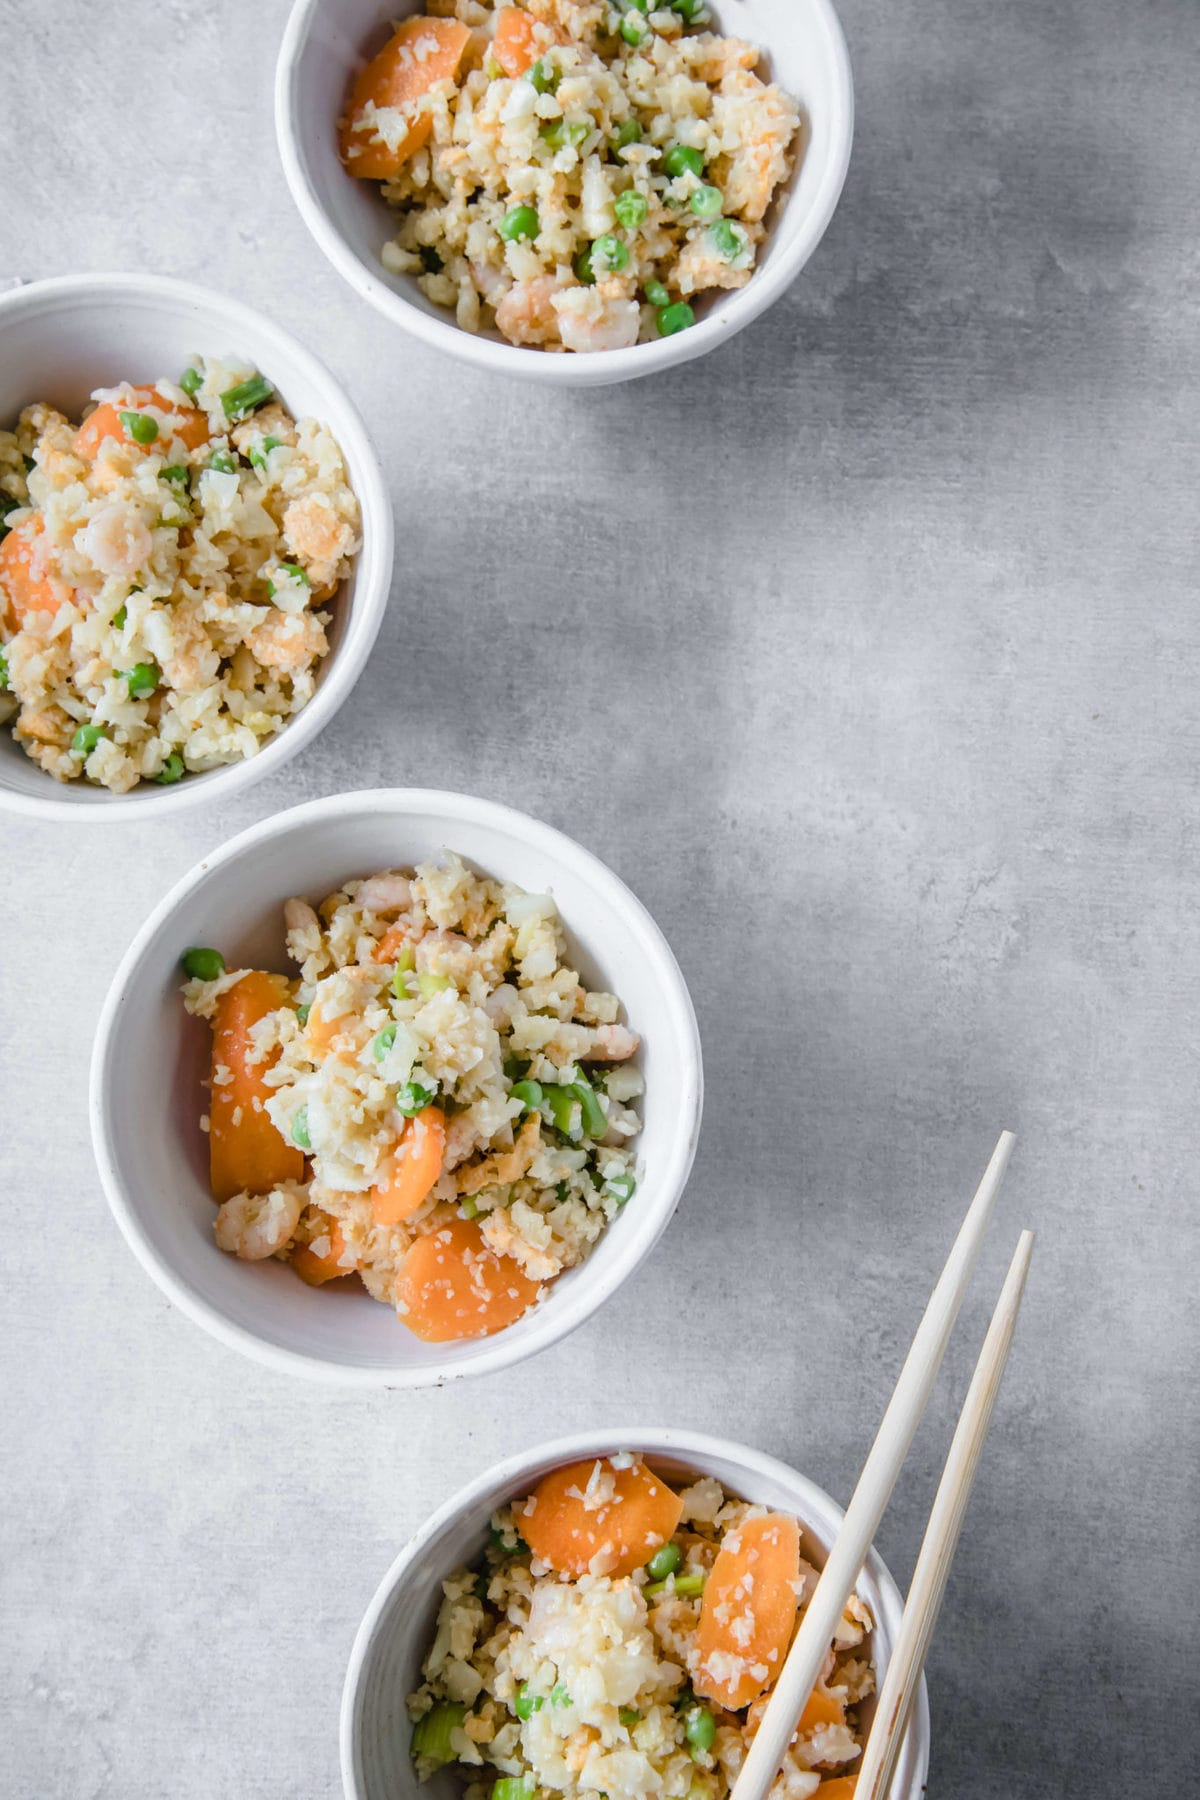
xmin=499 ymin=204 xmax=540 ymax=242
xmin=180 ymin=946 xmax=225 ymax=981
xmin=646 ymin=1541 xmax=682 ymax=1581
xmin=614 ymin=189 xmax=648 ymax=229
xmin=573 ymin=245 xmax=596 ymax=285
xmin=120 ymin=410 xmax=159 ymax=446
xmin=620 ymin=12 xmax=650 ymax=45
xmin=672 ymin=0 xmax=705 ymax=17
xmin=690 ymin=183 xmax=723 ymax=219
xmin=373 ymin=1023 xmax=397 ymax=1061
xmin=592 ymin=234 xmax=630 ymax=274
xmin=123 ymin=660 xmax=160 ymax=699
xmin=396 ymin=1080 xmax=437 ymax=1116
xmin=540 ymin=118 xmax=589 ymax=151
xmin=685 ymin=1707 xmax=715 ymax=1755
xmin=709 ymin=218 xmax=744 ymax=260
xmin=160 ymin=464 xmax=189 ymax=485
xmin=644 ymin=279 xmax=671 ymax=307
xmin=419 ymin=245 xmax=444 ymax=273
xmin=268 ymin=560 xmax=310 ymax=599
xmin=606 ymin=1171 xmax=637 ymax=1205
xmin=296 ymin=1003 xmax=311 ymax=1026
xmin=154 ymin=752 xmax=185 ymax=785
xmin=248 ymin=436 xmax=280 ymax=472
xmin=179 ymin=366 xmax=203 ymax=399
xmin=207 ymin=450 xmax=237 ymax=474
xmin=71 ymin=722 xmax=105 ymax=757
xmin=619 ymin=1708 xmax=641 ymax=1728
xmin=514 ymin=1684 xmax=544 ymax=1721
xmin=529 ymin=56 xmax=559 ymax=93
xmin=220 ymin=374 xmax=274 ymax=422
xmin=417 ymin=970 xmax=452 ymax=998
xmin=112 ymin=604 xmax=128 ymax=630
xmin=510 ymin=1079 xmax=544 ymax=1113
xmin=657 ymin=301 xmax=695 ymax=336
xmin=663 ymin=143 xmax=704 ymax=179
xmin=291 ymin=1106 xmax=311 ymax=1150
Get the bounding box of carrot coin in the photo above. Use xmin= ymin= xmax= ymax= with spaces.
xmin=396 ymin=1214 xmax=541 ymax=1340
xmin=339 ymin=16 xmax=472 ymax=179
xmin=291 ymin=1216 xmax=354 ymax=1286
xmin=518 ymin=1458 xmax=684 ymax=1577
xmin=372 ymin=1105 xmax=446 ymax=1226
xmin=695 ymin=1512 xmax=801 ymax=1709
xmin=208 ymin=970 xmax=304 ymax=1202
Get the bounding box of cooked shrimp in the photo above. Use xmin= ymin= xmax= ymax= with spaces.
xmin=80 ymin=501 xmax=153 ymax=580
xmin=713 ymin=72 xmax=800 ymax=223
xmin=355 ymin=872 xmax=413 ymax=914
xmin=213 ymin=1183 xmax=304 ymax=1260
xmin=246 ymin=610 xmax=328 ymax=674
xmin=281 ymin=495 xmax=356 ymax=591
xmin=495 ymin=273 xmax=571 ymax=347
xmin=552 ymin=284 xmax=641 ymax=354
xmin=16 ymin=704 xmax=71 ymax=747
xmin=416 ymin=929 xmax=478 ymax=985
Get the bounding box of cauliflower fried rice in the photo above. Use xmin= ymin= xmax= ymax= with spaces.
xmin=408 ymin=1460 xmax=874 ymax=1800
xmin=0 ymin=357 xmax=360 ymax=792
xmin=341 ymin=1 xmax=802 ymax=351
xmin=183 ymin=854 xmax=642 ymax=1340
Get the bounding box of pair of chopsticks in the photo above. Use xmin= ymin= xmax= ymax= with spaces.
xmin=731 ymin=1131 xmax=1032 ymax=1800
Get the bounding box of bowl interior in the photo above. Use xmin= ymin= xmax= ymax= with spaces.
xmin=95 ymin=797 xmax=700 ymax=1381
xmin=282 ymin=0 xmax=850 ymax=354
xmin=0 ymin=279 xmax=381 ymax=811
xmin=344 ymin=1432 xmax=928 ymax=1800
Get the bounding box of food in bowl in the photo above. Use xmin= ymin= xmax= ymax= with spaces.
xmin=339 ymin=1 xmax=801 ymax=352
xmin=0 ymin=358 xmax=360 ymax=791
xmin=407 ymin=1455 xmax=872 ymax=1799
xmin=181 ymin=854 xmax=642 ymax=1340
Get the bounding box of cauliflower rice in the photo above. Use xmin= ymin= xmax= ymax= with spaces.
xmin=408 ymin=1461 xmax=874 ymax=1800
xmin=0 ymin=357 xmax=360 ymax=792
xmin=342 ymin=1 xmax=801 ymax=352
xmin=183 ymin=853 xmax=642 ymax=1339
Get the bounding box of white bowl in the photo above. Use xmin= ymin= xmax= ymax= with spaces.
xmin=0 ymin=273 xmax=394 ymax=818
xmin=341 ymin=1428 xmax=931 ymax=1799
xmin=90 ymin=788 xmax=703 ymax=1387
xmin=276 ymin=0 xmax=853 ymax=386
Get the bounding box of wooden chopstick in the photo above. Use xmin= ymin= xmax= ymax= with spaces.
xmin=728 ymin=1130 xmax=1017 ymax=1800
xmin=854 ymin=1227 xmax=1035 ymax=1800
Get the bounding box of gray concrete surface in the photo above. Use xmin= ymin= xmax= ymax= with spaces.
xmin=2 ymin=0 xmax=1197 ymax=1794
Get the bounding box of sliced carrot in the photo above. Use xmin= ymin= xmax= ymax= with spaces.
xmin=291 ymin=1216 xmax=353 ymax=1286
xmin=0 ymin=518 xmax=67 ymax=627
xmin=74 ymin=385 xmax=209 ymax=459
xmin=816 ymin=1782 xmax=858 ymax=1799
xmin=748 ymin=1685 xmax=846 ymax=1741
xmin=209 ymin=970 xmax=304 ymax=1203
xmin=339 ymin=16 xmax=472 ymax=179
xmin=518 ymin=1459 xmax=684 ymax=1578
xmin=374 ymin=922 xmax=412 ymax=964
xmin=492 ymin=5 xmax=552 ymax=77
xmin=372 ymin=1104 xmax=446 ymax=1226
xmin=396 ymin=1214 xmax=541 ymax=1340
xmin=695 ymin=1513 xmax=801 ymax=1710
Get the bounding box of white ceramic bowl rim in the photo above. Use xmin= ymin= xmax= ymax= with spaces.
xmin=275 ymin=0 xmax=854 ymax=383
xmin=90 ymin=787 xmax=703 ymax=1387
xmin=340 ymin=1427 xmax=931 ymax=1799
xmin=0 ymin=272 xmax=393 ymax=820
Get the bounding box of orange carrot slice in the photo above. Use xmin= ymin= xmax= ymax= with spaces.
xmin=74 ymin=385 xmax=209 ymax=459
xmin=209 ymin=970 xmax=304 ymax=1203
xmin=396 ymin=1214 xmax=541 ymax=1340
xmin=339 ymin=16 xmax=471 ymax=180
xmin=695 ymin=1513 xmax=801 ymax=1710
xmin=0 ymin=518 xmax=68 ymax=627
xmin=518 ymin=1459 xmax=684 ymax=1577
xmin=374 ymin=922 xmax=412 ymax=964
xmin=291 ymin=1216 xmax=353 ymax=1286
xmin=815 ymin=1781 xmax=858 ymax=1799
xmin=748 ymin=1684 xmax=846 ymax=1741
xmin=492 ymin=5 xmax=553 ymax=77
xmin=372 ymin=1104 xmax=446 ymax=1225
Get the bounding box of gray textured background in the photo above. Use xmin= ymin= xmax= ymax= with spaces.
xmin=2 ymin=0 xmax=1197 ymax=1795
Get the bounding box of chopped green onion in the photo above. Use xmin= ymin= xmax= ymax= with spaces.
xmin=550 ymin=1683 xmax=573 ymax=1709
xmin=644 ymin=280 xmax=671 ymax=307
xmin=373 ymin=1023 xmax=397 ymax=1061
xmin=111 ymin=604 xmax=128 ymax=630
xmin=540 ymin=118 xmax=589 ymax=151
xmin=592 ymin=234 xmax=630 ymax=274
xmin=220 ymin=374 xmax=274 ymax=422
xmin=492 ymin=1781 xmax=536 ymax=1800
xmin=396 ymin=1081 xmax=436 ymax=1117
xmin=709 ymin=218 xmax=745 ymax=261
xmin=120 ymin=410 xmax=158 ymax=446
xmin=474 ymin=1570 xmax=491 ymax=1603
xmin=207 ymin=449 xmax=237 ymax=474
xmin=646 ymin=1568 xmax=706 ymax=1599
xmin=614 ymin=189 xmax=648 ymax=229
xmin=529 ymin=55 xmax=559 ymax=93
xmin=180 ymin=946 xmax=225 ymax=981
xmin=663 ymin=144 xmax=704 ymax=179
xmin=606 ymin=1171 xmax=637 ymax=1205
xmin=499 ymin=204 xmax=540 ymax=242
xmin=296 ymin=1003 xmax=311 ymax=1026
xmin=573 ymin=245 xmax=596 ymax=285
xmin=672 ymin=0 xmax=706 ymax=17
xmin=417 ymin=970 xmax=452 ymax=998
xmin=410 ymin=1700 xmax=466 ymax=1765
xmin=154 ymin=752 xmax=185 ymax=785
xmin=460 ymin=1195 xmax=479 ymax=1220
xmin=160 ymin=464 xmax=189 ymax=485
xmin=684 ymin=1707 xmax=716 ymax=1755
xmin=419 ymin=245 xmax=444 ymax=273
xmin=179 ymin=366 xmax=203 ymax=398
xmin=612 ymin=118 xmax=643 ymax=154
xmin=544 ymin=1085 xmax=580 ymax=1137
xmin=690 ymin=183 xmax=723 ymax=218
xmin=489 ymin=1523 xmax=528 ymax=1556
xmin=646 ymin=1542 xmax=682 ymax=1580
xmin=122 ymin=660 xmax=160 ymax=699
xmin=572 ymin=1075 xmax=607 ymax=1139
xmin=510 ymin=1079 xmax=544 ymax=1113
xmin=514 ymin=1683 xmax=544 ymax=1721
xmin=657 ymin=301 xmax=695 ymax=336
xmin=484 ymin=53 xmax=503 ymax=79
xmin=620 ymin=11 xmax=650 ymax=44
xmin=71 ymin=723 xmax=105 ymax=758
xmin=619 ymin=1708 xmax=641 ymax=1728
xmin=504 ymin=1055 xmax=530 ymax=1080
xmin=0 ymin=649 xmax=7 ymax=690
xmin=268 ymin=560 xmax=310 ymax=599
xmin=248 ymin=436 xmax=280 ymax=471
xmin=291 ymin=1106 xmax=311 ymax=1150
